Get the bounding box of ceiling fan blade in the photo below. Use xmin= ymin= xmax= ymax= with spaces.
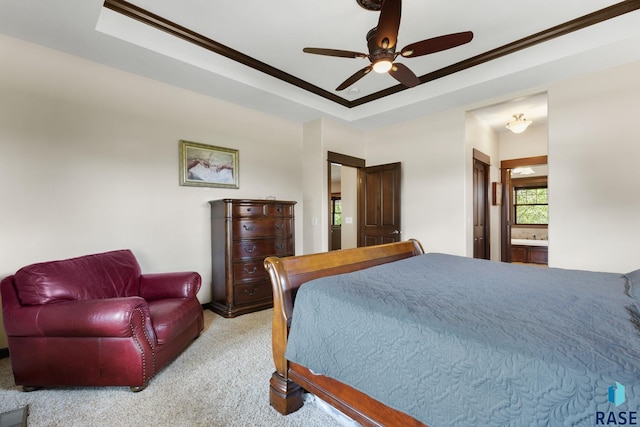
xmin=336 ymin=65 xmax=373 ymax=91
xmin=303 ymin=47 xmax=367 ymax=59
xmin=375 ymin=0 xmax=401 ymax=49
xmin=400 ymin=31 xmax=474 ymax=58
xmin=388 ymin=62 xmax=420 ymax=87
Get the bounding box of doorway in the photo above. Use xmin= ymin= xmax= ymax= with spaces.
xmin=328 ymin=152 xmax=365 ymax=251
xmin=500 ymin=156 xmax=548 ymax=263
xmin=327 ymin=152 xmax=402 ymax=250
xmin=329 ymin=162 xmax=359 ymax=251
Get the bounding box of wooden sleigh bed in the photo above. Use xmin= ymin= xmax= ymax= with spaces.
xmin=264 ymin=240 xmax=426 ymax=426
xmin=264 ymin=239 xmax=640 ymax=427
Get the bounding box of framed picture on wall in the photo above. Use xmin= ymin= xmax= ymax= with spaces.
xmin=179 ymin=140 xmax=239 ymax=189
xmin=492 ymin=182 xmax=502 ymax=206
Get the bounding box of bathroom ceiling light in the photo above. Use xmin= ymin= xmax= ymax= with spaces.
xmin=506 ymin=113 xmax=533 ymax=134
xmin=512 ymin=167 xmax=535 ymax=175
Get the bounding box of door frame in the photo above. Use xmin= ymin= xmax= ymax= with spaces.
xmin=500 ymin=155 xmax=548 ymax=262
xmin=327 ymin=151 xmax=365 ymax=249
xmin=472 ymin=149 xmax=491 ymax=259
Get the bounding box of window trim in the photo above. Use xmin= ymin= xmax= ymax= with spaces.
xmin=512 ymin=177 xmax=548 ymax=227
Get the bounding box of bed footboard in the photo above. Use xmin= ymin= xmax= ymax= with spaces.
xmin=264 ymin=239 xmax=424 ymax=417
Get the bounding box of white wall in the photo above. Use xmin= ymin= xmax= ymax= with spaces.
xmin=302 ymin=119 xmax=365 ymax=254
xmin=340 ymin=165 xmax=358 ymax=249
xmin=465 ymin=112 xmax=501 ymax=260
xmin=365 ymin=110 xmax=468 ymax=256
xmin=3 ymin=31 xmax=640 ymax=349
xmin=0 ymin=35 xmax=303 ymax=347
xmin=547 ymin=61 xmax=640 ymax=272
xmin=500 ymin=125 xmax=548 ymax=160
xmin=362 ymin=61 xmax=640 ymax=272
xmin=301 ymin=120 xmax=324 ymax=254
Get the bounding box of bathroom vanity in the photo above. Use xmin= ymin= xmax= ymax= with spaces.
xmin=511 ymin=239 xmax=548 ymax=265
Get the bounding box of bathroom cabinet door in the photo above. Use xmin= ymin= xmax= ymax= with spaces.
xmin=511 ymin=245 xmax=548 ymax=264
xmin=511 ymin=246 xmax=527 ymax=263
xmin=527 ymin=247 xmax=548 ymax=264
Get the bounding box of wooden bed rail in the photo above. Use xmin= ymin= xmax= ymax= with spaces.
xmin=264 ymin=239 xmax=424 ymax=416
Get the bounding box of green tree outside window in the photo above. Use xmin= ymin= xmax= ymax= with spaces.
xmin=332 ymin=198 xmax=342 ymax=226
xmin=514 ymin=187 xmax=548 ymax=225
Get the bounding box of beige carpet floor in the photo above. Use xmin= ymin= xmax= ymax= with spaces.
xmin=0 ymin=309 xmax=345 ymax=427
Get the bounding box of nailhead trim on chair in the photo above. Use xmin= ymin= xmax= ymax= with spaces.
xmin=140 ymin=309 xmax=157 ymax=381
xmin=130 ymin=307 xmax=156 ymax=389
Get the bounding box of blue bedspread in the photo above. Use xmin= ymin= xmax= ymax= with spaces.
xmin=285 ymin=253 xmax=640 ymax=426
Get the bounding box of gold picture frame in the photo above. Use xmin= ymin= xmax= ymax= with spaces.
xmin=179 ymin=140 xmax=239 ymax=189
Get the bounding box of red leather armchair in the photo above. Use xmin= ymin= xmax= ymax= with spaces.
xmin=0 ymin=249 xmax=204 ymax=391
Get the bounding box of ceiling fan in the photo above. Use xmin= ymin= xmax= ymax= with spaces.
xmin=303 ymin=0 xmax=473 ymax=91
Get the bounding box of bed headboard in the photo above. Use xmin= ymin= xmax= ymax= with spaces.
xmin=264 ymin=239 xmax=424 ymax=378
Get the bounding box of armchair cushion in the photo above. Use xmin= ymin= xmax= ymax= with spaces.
xmin=3 ymin=297 xmax=153 ymax=339
xmin=140 ymin=272 xmax=201 ymax=300
xmin=13 ymin=249 xmax=141 ymax=305
xmin=149 ymin=298 xmax=202 ymax=345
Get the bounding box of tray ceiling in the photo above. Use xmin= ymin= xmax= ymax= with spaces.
xmin=1 ymin=0 xmax=640 ymax=129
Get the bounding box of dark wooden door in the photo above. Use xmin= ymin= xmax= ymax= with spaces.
xmin=360 ymin=162 xmax=401 ymax=246
xmin=473 ymin=158 xmax=490 ymax=259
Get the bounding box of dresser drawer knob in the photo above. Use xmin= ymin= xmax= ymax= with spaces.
xmin=244 ymin=245 xmax=257 ymax=253
xmin=275 ymin=223 xmax=283 ymax=231
xmin=276 ymin=243 xmax=284 ymax=250
xmin=244 ymin=286 xmax=258 ymax=296
xmin=244 ymin=266 xmax=257 ymax=274
xmin=243 ymin=224 xmax=255 ymax=231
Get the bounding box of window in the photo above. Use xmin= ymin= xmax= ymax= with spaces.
xmin=514 ymin=186 xmax=548 ymax=225
xmin=331 ymin=196 xmax=342 ymax=226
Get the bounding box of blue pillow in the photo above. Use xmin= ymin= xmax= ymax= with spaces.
xmin=625 ymin=269 xmax=640 ymax=300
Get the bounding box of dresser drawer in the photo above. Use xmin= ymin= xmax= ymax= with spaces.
xmin=232 ymin=239 xmax=293 ymax=260
xmin=266 ymin=204 xmax=293 ymax=217
xmin=234 ymin=280 xmax=272 ymax=305
xmin=232 ymin=203 xmax=293 ymax=218
xmin=232 ymin=203 xmax=266 ymax=217
xmin=233 ymin=260 xmax=268 ymax=283
xmin=233 ymin=219 xmax=292 ymax=238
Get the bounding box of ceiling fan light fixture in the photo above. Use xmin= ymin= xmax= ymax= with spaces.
xmin=506 ymin=113 xmax=533 ymax=134
xmin=373 ymin=59 xmax=393 ymax=73
xmin=303 ymin=0 xmax=473 ymax=89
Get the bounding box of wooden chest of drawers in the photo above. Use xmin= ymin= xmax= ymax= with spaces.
xmin=209 ymin=199 xmax=296 ymax=317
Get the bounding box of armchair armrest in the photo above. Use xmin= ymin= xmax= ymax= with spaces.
xmin=139 ymin=272 xmax=201 ymax=300
xmin=4 ymin=297 xmax=154 ymax=340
